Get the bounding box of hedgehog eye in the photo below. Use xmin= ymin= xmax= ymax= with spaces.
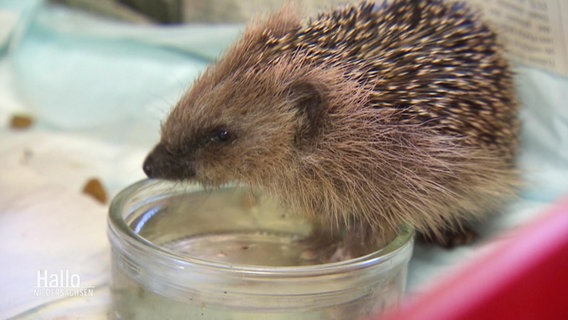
xmin=210 ymin=128 xmax=232 ymax=143
xmin=217 ymin=129 xmax=230 ymax=141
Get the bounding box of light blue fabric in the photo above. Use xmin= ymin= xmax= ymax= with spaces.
xmin=517 ymin=66 xmax=568 ymax=202
xmin=7 ymin=2 xmax=242 ymax=130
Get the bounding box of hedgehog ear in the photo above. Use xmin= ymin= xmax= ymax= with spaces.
xmin=288 ymin=81 xmax=325 ymax=140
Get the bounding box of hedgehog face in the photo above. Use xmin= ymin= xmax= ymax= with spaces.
xmin=143 ymin=121 xmax=246 ymax=186
xmin=142 ymin=72 xmax=321 ymax=187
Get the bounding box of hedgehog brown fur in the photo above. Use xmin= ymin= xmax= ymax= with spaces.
xmin=143 ymin=0 xmax=519 ymax=259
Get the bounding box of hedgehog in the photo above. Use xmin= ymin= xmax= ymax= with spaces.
xmin=143 ymin=0 xmax=519 ymax=260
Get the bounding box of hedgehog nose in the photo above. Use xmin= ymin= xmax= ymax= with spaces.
xmin=143 ymin=152 xmax=158 ymax=178
xmin=142 ymin=157 xmax=155 ymax=177
xmin=143 ymin=143 xmax=168 ymax=178
xmin=142 ymin=143 xmax=197 ymax=180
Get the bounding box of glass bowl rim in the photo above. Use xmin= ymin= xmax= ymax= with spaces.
xmin=108 ymin=179 xmax=414 ymax=277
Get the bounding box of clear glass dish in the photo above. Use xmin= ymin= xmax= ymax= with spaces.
xmin=108 ymin=179 xmax=414 ymax=320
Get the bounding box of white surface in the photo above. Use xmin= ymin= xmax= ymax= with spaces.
xmin=1 ymin=2 xmax=567 ymax=319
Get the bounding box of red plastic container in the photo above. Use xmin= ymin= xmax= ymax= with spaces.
xmin=380 ymin=197 xmax=568 ymax=320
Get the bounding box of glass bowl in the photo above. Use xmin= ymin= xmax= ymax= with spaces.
xmin=107 ymin=179 xmax=414 ymax=320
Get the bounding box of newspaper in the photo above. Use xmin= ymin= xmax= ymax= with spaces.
xmin=469 ymin=0 xmax=567 ymax=77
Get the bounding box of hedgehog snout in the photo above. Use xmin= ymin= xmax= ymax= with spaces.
xmin=143 ymin=143 xmax=196 ymax=180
